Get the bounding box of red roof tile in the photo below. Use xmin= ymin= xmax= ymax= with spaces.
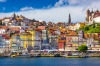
xmin=38 ymin=26 xmax=45 ymax=30
xmin=10 ymin=27 xmax=20 ymax=31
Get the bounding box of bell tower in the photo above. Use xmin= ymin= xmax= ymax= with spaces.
xmin=68 ymin=13 xmax=71 ymax=25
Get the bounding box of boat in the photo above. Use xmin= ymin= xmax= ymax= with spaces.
xmin=16 ymin=54 xmax=31 ymax=58
xmin=54 ymin=54 xmax=61 ymax=57
xmin=11 ymin=54 xmax=16 ymax=57
xmin=66 ymin=55 xmax=89 ymax=58
xmin=64 ymin=53 xmax=89 ymax=58
xmin=30 ymin=53 xmax=41 ymax=57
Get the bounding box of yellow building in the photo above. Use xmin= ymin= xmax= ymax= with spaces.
xmin=26 ymin=29 xmax=36 ymax=47
xmin=20 ymin=32 xmax=32 ymax=49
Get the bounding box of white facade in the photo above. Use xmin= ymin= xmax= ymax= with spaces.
xmin=2 ymin=18 xmax=10 ymax=26
xmin=68 ymin=25 xmax=75 ymax=30
xmin=74 ymin=23 xmax=81 ymax=30
xmin=93 ymin=16 xmax=100 ymax=23
xmin=42 ymin=30 xmax=47 ymax=40
xmin=68 ymin=23 xmax=81 ymax=31
xmin=0 ymin=29 xmax=6 ymax=34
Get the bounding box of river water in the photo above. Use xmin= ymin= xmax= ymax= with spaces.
xmin=0 ymin=57 xmax=100 ymax=66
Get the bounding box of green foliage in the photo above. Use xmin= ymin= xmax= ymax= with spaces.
xmin=78 ymin=45 xmax=88 ymax=53
xmin=79 ymin=23 xmax=100 ymax=33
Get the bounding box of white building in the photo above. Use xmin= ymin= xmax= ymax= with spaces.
xmin=67 ymin=23 xmax=85 ymax=31
xmin=93 ymin=16 xmax=100 ymax=23
xmin=86 ymin=9 xmax=100 ymax=25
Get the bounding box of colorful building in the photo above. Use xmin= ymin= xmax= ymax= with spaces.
xmin=26 ymin=29 xmax=36 ymax=47
xmin=65 ymin=31 xmax=79 ymax=51
xmin=10 ymin=34 xmax=20 ymax=52
xmin=20 ymin=32 xmax=32 ymax=49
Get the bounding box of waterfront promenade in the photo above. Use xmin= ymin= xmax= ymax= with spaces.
xmin=1 ymin=50 xmax=100 ymax=58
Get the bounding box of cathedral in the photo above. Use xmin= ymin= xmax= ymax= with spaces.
xmin=86 ymin=9 xmax=100 ymax=25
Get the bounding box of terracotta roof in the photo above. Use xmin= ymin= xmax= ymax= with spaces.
xmin=84 ymin=34 xmax=90 ymax=38
xmin=0 ymin=26 xmax=9 ymax=29
xmin=38 ymin=26 xmax=45 ymax=30
xmin=60 ymin=29 xmax=66 ymax=32
xmin=93 ymin=12 xmax=100 ymax=18
xmin=16 ymin=18 xmax=22 ymax=20
xmin=1 ymin=34 xmax=10 ymax=39
xmin=5 ymin=35 xmax=10 ymax=39
xmin=10 ymin=27 xmax=20 ymax=31
xmin=35 ymin=28 xmax=42 ymax=32
xmin=66 ymin=31 xmax=78 ymax=36
xmin=49 ymin=28 xmax=56 ymax=31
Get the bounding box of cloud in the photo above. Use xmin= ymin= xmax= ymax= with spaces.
xmin=0 ymin=0 xmax=6 ymax=2
xmin=54 ymin=0 xmax=68 ymax=7
xmin=0 ymin=6 xmax=85 ymax=22
xmin=55 ymin=0 xmax=100 ymax=8
xmin=20 ymin=7 xmax=34 ymax=11
xmin=67 ymin=0 xmax=93 ymax=5
xmin=43 ymin=5 xmax=52 ymax=9
xmin=0 ymin=0 xmax=100 ymax=23
xmin=47 ymin=5 xmax=52 ymax=9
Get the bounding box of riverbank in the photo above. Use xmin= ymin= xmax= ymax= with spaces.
xmin=1 ymin=54 xmax=100 ymax=58
xmin=1 ymin=51 xmax=100 ymax=58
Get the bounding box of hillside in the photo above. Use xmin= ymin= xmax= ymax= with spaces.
xmin=79 ymin=23 xmax=100 ymax=33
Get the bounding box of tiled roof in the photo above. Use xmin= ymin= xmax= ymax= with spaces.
xmin=0 ymin=26 xmax=9 ymax=29
xmin=35 ymin=28 xmax=42 ymax=32
xmin=10 ymin=27 xmax=20 ymax=31
xmin=93 ymin=12 xmax=100 ymax=18
xmin=38 ymin=26 xmax=45 ymax=30
xmin=66 ymin=31 xmax=78 ymax=36
xmin=1 ymin=34 xmax=10 ymax=39
xmin=16 ymin=18 xmax=22 ymax=20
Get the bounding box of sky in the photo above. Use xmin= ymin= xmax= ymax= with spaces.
xmin=0 ymin=0 xmax=100 ymax=23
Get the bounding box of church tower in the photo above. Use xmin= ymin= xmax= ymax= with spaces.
xmin=86 ymin=9 xmax=90 ymax=22
xmin=12 ymin=13 xmax=16 ymax=19
xmin=68 ymin=13 xmax=71 ymax=25
xmin=86 ymin=9 xmax=90 ymax=17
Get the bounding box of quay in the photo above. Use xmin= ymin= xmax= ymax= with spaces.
xmin=1 ymin=51 xmax=100 ymax=58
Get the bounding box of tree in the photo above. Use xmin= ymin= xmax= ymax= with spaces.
xmin=78 ymin=23 xmax=100 ymax=33
xmin=84 ymin=26 xmax=89 ymax=31
xmin=78 ymin=45 xmax=88 ymax=53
